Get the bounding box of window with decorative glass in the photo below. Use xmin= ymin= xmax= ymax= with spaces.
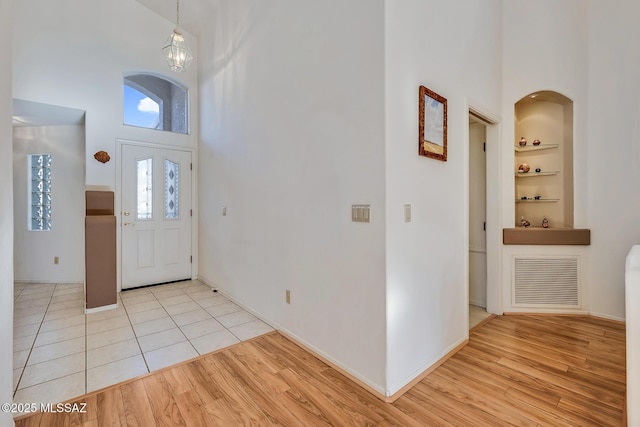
xmin=29 ymin=154 xmax=52 ymax=231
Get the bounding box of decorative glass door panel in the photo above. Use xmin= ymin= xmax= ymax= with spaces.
xmin=136 ymin=158 xmax=153 ymax=220
xmin=164 ymin=159 xmax=179 ymax=219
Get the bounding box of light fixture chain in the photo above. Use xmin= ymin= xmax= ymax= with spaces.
xmin=176 ymin=0 xmax=180 ymax=29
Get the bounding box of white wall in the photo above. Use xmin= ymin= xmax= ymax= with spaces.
xmin=199 ymin=0 xmax=387 ymax=392
xmin=12 ymin=0 xmax=199 ymax=189
xmin=586 ymin=1 xmax=640 ymax=320
xmin=501 ymin=1 xmax=592 ymax=314
xmin=1 ymin=0 xmax=14 ymax=424
xmin=384 ymin=0 xmax=502 ymax=394
xmin=13 ymin=125 xmax=85 ymax=283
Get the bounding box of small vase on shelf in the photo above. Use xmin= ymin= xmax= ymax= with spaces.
xmin=519 ymin=137 xmax=527 ymax=146
xmin=518 ymin=163 xmax=530 ymax=173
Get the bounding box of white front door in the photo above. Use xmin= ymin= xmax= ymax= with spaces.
xmin=121 ymin=144 xmax=192 ymax=289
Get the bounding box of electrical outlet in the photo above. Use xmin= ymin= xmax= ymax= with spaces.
xmin=54 ymin=256 xmax=59 ymax=265
xmin=285 ymin=290 xmax=291 ymax=304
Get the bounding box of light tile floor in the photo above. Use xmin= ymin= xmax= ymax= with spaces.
xmin=469 ymin=304 xmax=492 ymax=329
xmin=12 ymin=280 xmax=274 ymax=411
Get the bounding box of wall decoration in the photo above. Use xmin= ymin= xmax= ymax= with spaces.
xmin=94 ymin=151 xmax=111 ymax=164
xmin=418 ymin=85 xmax=447 ymax=161
xmin=519 ymin=137 xmax=527 ymax=146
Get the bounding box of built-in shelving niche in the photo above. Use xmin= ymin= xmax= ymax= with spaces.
xmin=505 ymin=91 xmax=589 ymax=245
xmin=514 ymin=91 xmax=574 ymax=229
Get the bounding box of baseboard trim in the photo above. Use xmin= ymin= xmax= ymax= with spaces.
xmin=503 ymin=311 xmax=589 ymax=317
xmin=384 ymin=339 xmax=468 ymax=403
xmin=502 ymin=311 xmax=625 ymax=325
xmin=469 ymin=299 xmax=487 ymax=308
xmin=470 ymin=313 xmax=496 ymax=333
xmin=14 ymin=280 xmax=84 ymax=285
xmin=276 ymin=329 xmax=388 ymax=402
xmin=85 ymin=303 xmax=118 ymax=314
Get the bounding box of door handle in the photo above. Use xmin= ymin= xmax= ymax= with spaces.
xmin=123 ymin=211 xmax=130 ymax=216
xmin=123 ymin=222 xmax=135 ymax=227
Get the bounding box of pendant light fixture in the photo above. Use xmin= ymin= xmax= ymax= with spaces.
xmin=162 ymin=0 xmax=193 ymax=72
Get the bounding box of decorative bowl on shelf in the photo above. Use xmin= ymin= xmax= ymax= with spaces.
xmin=518 ymin=163 xmax=530 ymax=173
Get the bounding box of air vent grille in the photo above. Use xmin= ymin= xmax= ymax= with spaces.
xmin=513 ymin=257 xmax=579 ymax=306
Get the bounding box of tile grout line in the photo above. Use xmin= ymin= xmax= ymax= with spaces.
xmin=13 ymin=283 xmax=58 ymax=399
xmin=136 ymin=287 xmax=198 ymax=364
xmin=118 ymin=292 xmax=152 ymax=376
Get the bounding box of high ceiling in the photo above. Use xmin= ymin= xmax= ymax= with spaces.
xmin=134 ymin=0 xmax=216 ymax=36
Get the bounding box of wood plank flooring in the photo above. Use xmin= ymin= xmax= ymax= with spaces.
xmin=15 ymin=315 xmax=626 ymax=426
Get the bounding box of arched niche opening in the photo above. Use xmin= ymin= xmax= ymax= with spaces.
xmin=514 ymin=90 xmax=574 ymax=230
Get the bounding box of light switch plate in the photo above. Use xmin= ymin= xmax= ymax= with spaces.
xmin=352 ymin=204 xmax=371 ymax=223
xmin=404 ymin=204 xmax=411 ymax=222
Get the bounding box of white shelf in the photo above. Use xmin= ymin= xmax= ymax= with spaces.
xmin=516 ymin=198 xmax=560 ymax=203
xmin=514 ymin=144 xmax=559 ymax=152
xmin=515 ymin=171 xmax=559 ymax=177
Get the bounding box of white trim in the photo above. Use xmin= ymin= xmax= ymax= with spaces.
xmin=14 ymin=280 xmax=83 ymax=285
xmin=469 ymin=298 xmax=487 ymax=308
xmin=385 ymin=335 xmax=468 ymax=397
xmin=590 ymin=311 xmax=625 ymax=323
xmin=85 ymin=303 xmax=118 ymax=314
xmin=465 ymin=99 xmax=503 ymax=321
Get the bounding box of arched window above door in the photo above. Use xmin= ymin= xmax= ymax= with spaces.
xmin=123 ymin=73 xmax=188 ymax=134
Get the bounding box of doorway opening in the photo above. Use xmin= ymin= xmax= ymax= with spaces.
xmin=467 ymin=108 xmax=500 ymax=330
xmin=469 ymin=114 xmax=489 ymax=329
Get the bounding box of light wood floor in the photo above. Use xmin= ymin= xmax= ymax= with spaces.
xmin=16 ymin=315 xmax=626 ymax=426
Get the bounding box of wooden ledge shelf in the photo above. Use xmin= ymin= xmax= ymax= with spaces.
xmin=503 ymin=227 xmax=590 ymax=245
